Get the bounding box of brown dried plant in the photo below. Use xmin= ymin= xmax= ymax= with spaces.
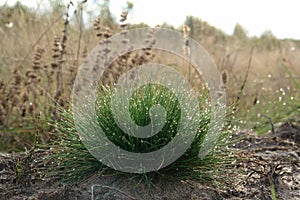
xmin=94 ymin=12 xmax=156 ymax=87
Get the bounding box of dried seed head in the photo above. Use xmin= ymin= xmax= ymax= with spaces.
xmin=32 ymin=46 xmax=45 ymax=70
xmin=52 ymin=36 xmax=61 ymax=51
xmin=93 ymin=18 xmax=102 ymax=31
xmin=25 ymin=70 xmax=31 ymax=77
xmin=27 ymin=72 xmax=37 ymax=79
xmin=103 ymin=28 xmax=112 ymax=38
xmin=51 ymin=63 xmax=59 ymax=69
xmin=96 ymin=32 xmax=103 ymax=38
xmin=120 ymin=11 xmax=128 ymax=22
xmin=64 ymin=19 xmax=69 ymax=26
xmin=20 ymin=104 xmax=26 ymax=117
xmin=120 ymin=23 xmax=128 ymax=28
xmin=52 ymin=36 xmax=61 ymax=60
xmin=221 ymin=70 xmax=228 ymax=85
xmin=21 ymin=92 xmax=29 ymax=103
xmin=12 ymin=69 xmax=22 ymax=86
xmin=144 ymin=50 xmax=152 ymax=56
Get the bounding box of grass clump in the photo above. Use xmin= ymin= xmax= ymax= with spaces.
xmin=39 ymin=83 xmax=237 ymax=187
xmin=97 ymin=84 xmax=182 ymax=153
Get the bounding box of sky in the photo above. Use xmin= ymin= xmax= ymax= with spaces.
xmin=2 ymin=0 xmax=300 ymax=39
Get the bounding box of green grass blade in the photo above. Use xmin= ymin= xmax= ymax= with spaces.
xmin=282 ymin=63 xmax=300 ymax=91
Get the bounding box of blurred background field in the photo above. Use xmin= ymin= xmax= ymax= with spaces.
xmin=0 ymin=0 xmax=299 ymax=152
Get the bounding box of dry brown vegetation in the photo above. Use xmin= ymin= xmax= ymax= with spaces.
xmin=0 ymin=1 xmax=299 ymax=150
